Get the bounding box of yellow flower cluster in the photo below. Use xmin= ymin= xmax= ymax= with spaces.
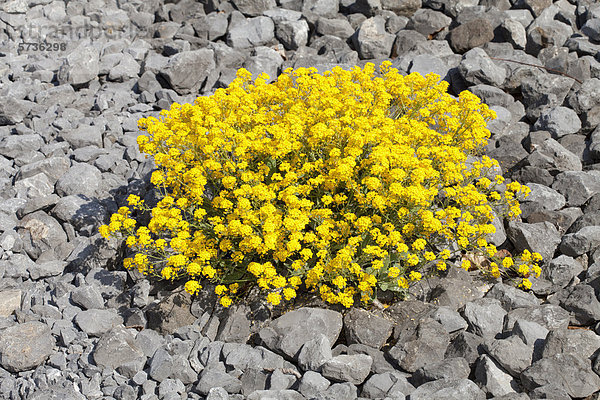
xmin=99 ymin=62 xmax=541 ymax=308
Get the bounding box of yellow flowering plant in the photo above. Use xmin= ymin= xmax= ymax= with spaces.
xmin=100 ymin=62 xmax=542 ymax=309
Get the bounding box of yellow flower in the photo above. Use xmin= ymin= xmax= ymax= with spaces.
xmin=409 ymin=271 xmax=422 ymax=281
xmin=185 ymin=280 xmax=201 ymax=295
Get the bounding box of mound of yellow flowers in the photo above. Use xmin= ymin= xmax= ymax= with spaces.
xmin=100 ymin=62 xmax=542 ymax=309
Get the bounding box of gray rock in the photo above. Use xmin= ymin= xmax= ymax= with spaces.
xmin=315 ymin=17 xmax=355 ymax=39
xmin=192 ymin=13 xmax=229 ymax=41
xmin=519 ymin=183 xmax=566 ymax=211
xmin=506 ymin=220 xmax=561 ymax=262
xmin=343 ymin=308 xmax=392 ymax=349
xmin=108 ymin=53 xmax=141 ymax=82
xmin=474 ymin=355 xmax=519 ymax=397
xmin=449 ymin=18 xmax=494 ymax=53
xmin=275 ymin=20 xmax=309 ymax=50
xmin=533 ymin=106 xmax=581 ymax=138
xmin=553 ymin=170 xmax=600 ymax=207
xmin=520 ymin=72 xmax=574 ymax=121
xmin=18 ymin=211 xmax=68 ymax=261
xmin=320 ymin=354 xmax=372 ymax=385
xmin=549 ymin=284 xmax=600 ymax=325
xmin=387 ymin=318 xmax=449 ymax=372
xmin=93 ymin=326 xmax=146 ymax=372
xmin=259 ymin=307 xmax=342 ymax=360
xmin=222 ymin=343 xmax=285 ymax=371
xmin=526 ymin=21 xmax=572 ymax=57
xmin=195 ymin=365 xmax=243 ymax=395
xmin=227 ymin=17 xmax=275 ymax=49
xmin=484 ymin=336 xmax=533 ymax=377
xmin=50 ymin=195 xmax=107 ymax=237
xmin=526 ymin=137 xmax=582 ymax=173
xmin=458 ymin=48 xmax=506 ymax=86
xmin=146 ymin=291 xmax=196 ymax=335
xmin=148 ymin=346 xmax=175 ymax=382
xmin=0 ymin=134 xmax=44 ymax=159
xmin=215 ymin=304 xmax=252 ymax=344
xmin=381 ymin=0 xmax=420 ymax=16
xmin=431 ymin=306 xmax=468 ymax=333
xmin=463 ymin=298 xmax=507 ymax=338
xmin=560 ymin=226 xmax=600 ymax=257
xmin=0 ymin=289 xmax=21 ymax=317
xmin=298 ymin=371 xmax=330 ymax=398
xmin=408 ymin=54 xmax=450 ymax=79
xmin=74 ymin=309 xmax=123 ymax=337
xmin=85 ymin=268 xmax=128 ymax=300
xmin=497 ymin=18 xmax=527 ymax=50
xmin=0 ymin=98 xmax=34 ymax=126
xmin=409 ymin=378 xmax=486 ymax=400
xmin=485 ymin=283 xmax=541 ymax=311
xmin=232 ymin=0 xmax=276 ymax=16
xmin=160 ymin=49 xmax=216 ymax=95
xmin=542 ymin=328 xmax=600 ymax=360
xmin=297 ymin=334 xmax=333 ymax=372
xmin=302 ymin=0 xmax=338 ymax=18
xmin=445 ymin=331 xmax=485 ymax=365
xmin=353 ymin=16 xmax=395 ymax=59
xmin=55 ymin=163 xmax=102 ymax=198
xmin=504 ymin=304 xmax=570 ymax=332
xmin=520 ymin=353 xmax=600 ymax=398
xmin=28 ymin=260 xmax=67 ymax=280
xmin=567 ymin=78 xmax=600 ymax=114
xmin=70 ymin=285 xmax=105 ymax=310
xmin=406 ymin=9 xmax=451 ymax=37
xmin=247 ymin=389 xmax=305 ymax=399
xmin=0 ymin=321 xmax=55 ymax=372
xmin=314 ymin=382 xmax=357 ymax=400
xmin=57 ymin=45 xmax=100 ymax=86
xmin=541 ymin=255 xmax=583 ymax=290
xmin=412 ymin=357 xmax=470 ymax=386
xmin=243 ymin=46 xmax=284 ymax=82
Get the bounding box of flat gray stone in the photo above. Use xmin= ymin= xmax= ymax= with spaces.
xmin=0 ymin=321 xmax=55 ymax=372
xmin=74 ymin=309 xmax=123 ymax=337
xmin=409 ymin=378 xmax=486 ymax=400
xmin=93 ymin=326 xmax=146 ymax=371
xmin=343 ymin=308 xmax=393 ymax=349
xmin=259 ymin=307 xmax=342 ymax=360
xmin=320 ymin=354 xmax=373 ymax=385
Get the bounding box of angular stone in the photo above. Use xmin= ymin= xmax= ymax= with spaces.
xmin=542 ymin=328 xmax=600 ymax=360
xmin=0 ymin=321 xmax=55 ymax=372
xmin=320 ymin=354 xmax=373 ymax=385
xmin=431 ymin=306 xmax=468 ymax=333
xmin=549 ymin=284 xmax=600 ymax=325
xmin=298 ymin=370 xmax=330 ymax=398
xmin=275 ymin=19 xmax=309 ymax=50
xmin=70 ymin=285 xmax=105 ymax=310
xmin=474 ymin=355 xmax=519 ymax=397
xmin=406 ymin=9 xmax=452 ymax=37
xmin=533 ymin=106 xmax=581 ymax=139
xmin=28 ymin=260 xmax=67 ymax=280
xmin=55 ymin=163 xmax=102 ymax=198
xmin=520 ymin=183 xmax=566 ymax=212
xmin=560 ymin=226 xmax=600 ymax=257
xmin=232 ymin=0 xmax=276 ymax=16
xmin=0 ymin=289 xmax=21 ymax=317
xmin=484 ymin=336 xmax=533 ymax=377
xmin=0 ymin=134 xmax=44 ymax=159
xmin=458 ymin=47 xmax=506 ymax=86
xmin=195 ymin=365 xmax=243 ymax=395
xmin=343 ymin=308 xmax=393 ymax=349
xmin=463 ymin=298 xmax=506 ymax=338
xmin=412 ymin=357 xmax=470 ymax=386
xmin=18 ymin=211 xmax=67 ymax=261
xmin=409 ymin=378 xmax=486 ymax=400
xmin=259 ymin=307 xmax=342 ymax=360
xmin=297 ymin=334 xmax=332 ymax=372
xmin=387 ymin=318 xmax=449 ymax=373
xmin=449 ymin=18 xmax=494 ymax=53
xmin=485 ymin=283 xmax=540 ymax=311
xmin=57 ymin=45 xmax=100 ymax=86
xmin=526 ymin=138 xmax=582 ymax=173
xmin=16 ymin=156 xmax=70 ymax=184
xmin=567 ymin=78 xmax=600 ymax=114
xmin=146 ymin=290 xmax=196 ymax=335
xmin=93 ymin=326 xmax=146 ymax=371
xmin=74 ymin=309 xmax=123 ymax=337
xmin=504 ymin=304 xmax=570 ymax=332
xmin=520 ymin=353 xmax=600 ymax=398
xmin=58 ymin=125 xmax=103 ymax=149
xmin=215 ymin=304 xmax=252 ymax=344
xmin=353 ymin=16 xmax=395 ymax=59
xmin=506 ymin=220 xmax=561 ymax=262
xmin=555 ymin=171 xmax=600 ymax=207
xmin=222 ymin=343 xmax=285 ymax=371
xmin=227 ymin=17 xmax=275 ymax=49
xmin=160 ymin=49 xmax=216 ymax=95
